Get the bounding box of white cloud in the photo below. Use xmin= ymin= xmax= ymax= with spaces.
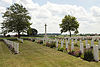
xmin=0 ymin=0 xmax=100 ymax=34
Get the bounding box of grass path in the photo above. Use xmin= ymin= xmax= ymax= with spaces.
xmin=0 ymin=40 xmax=100 ymax=67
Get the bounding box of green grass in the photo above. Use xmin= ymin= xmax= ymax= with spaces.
xmin=0 ymin=40 xmax=100 ymax=67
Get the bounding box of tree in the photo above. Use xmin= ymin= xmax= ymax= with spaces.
xmin=27 ymin=28 xmax=38 ymax=36
xmin=74 ymin=29 xmax=79 ymax=35
xmin=59 ymin=15 xmax=79 ymax=37
xmin=1 ymin=3 xmax=31 ymax=38
xmin=1 ymin=29 xmax=7 ymax=37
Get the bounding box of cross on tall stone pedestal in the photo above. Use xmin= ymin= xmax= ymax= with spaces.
xmin=44 ymin=24 xmax=48 ymax=43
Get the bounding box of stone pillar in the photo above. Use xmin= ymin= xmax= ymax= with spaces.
xmin=93 ymin=45 xmax=99 ymax=61
xmin=80 ymin=43 xmax=84 ymax=53
xmin=71 ymin=42 xmax=74 ymax=51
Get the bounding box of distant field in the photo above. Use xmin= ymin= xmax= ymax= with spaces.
xmin=0 ymin=40 xmax=100 ymax=67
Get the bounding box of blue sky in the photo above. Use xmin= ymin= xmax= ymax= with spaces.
xmin=32 ymin=0 xmax=100 ymax=9
xmin=0 ymin=0 xmax=100 ymax=34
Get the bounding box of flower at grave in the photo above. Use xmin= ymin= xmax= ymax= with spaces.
xmin=65 ymin=48 xmax=67 ymax=51
xmin=37 ymin=40 xmax=43 ymax=44
xmin=46 ymin=42 xmax=50 ymax=47
xmin=68 ymin=50 xmax=75 ymax=55
xmin=73 ymin=50 xmax=82 ymax=57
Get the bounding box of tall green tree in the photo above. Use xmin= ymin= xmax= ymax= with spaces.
xmin=59 ymin=15 xmax=79 ymax=37
xmin=1 ymin=3 xmax=31 ymax=38
xmin=27 ymin=28 xmax=38 ymax=36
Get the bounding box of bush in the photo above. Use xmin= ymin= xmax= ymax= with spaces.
xmin=45 ymin=41 xmax=56 ymax=48
xmin=73 ymin=50 xmax=81 ymax=57
xmin=32 ymin=39 xmax=35 ymax=42
xmin=37 ymin=40 xmax=43 ymax=44
xmin=46 ymin=42 xmax=51 ymax=47
xmin=57 ymin=47 xmax=64 ymax=52
xmin=74 ymin=43 xmax=78 ymax=47
xmin=84 ymin=48 xmax=94 ymax=61
xmin=50 ymin=42 xmax=56 ymax=48
xmin=80 ymin=54 xmax=84 ymax=59
xmin=68 ymin=50 xmax=75 ymax=55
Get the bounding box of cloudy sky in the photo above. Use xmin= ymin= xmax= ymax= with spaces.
xmin=0 ymin=0 xmax=100 ymax=34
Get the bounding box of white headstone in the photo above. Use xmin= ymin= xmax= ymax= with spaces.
xmin=71 ymin=39 xmax=73 ymax=42
xmin=80 ymin=43 xmax=84 ymax=53
xmin=87 ymin=44 xmax=90 ymax=48
xmin=98 ymin=40 xmax=100 ymax=49
xmin=75 ymin=38 xmax=77 ymax=44
xmin=80 ymin=39 xmax=82 ymax=45
xmin=68 ymin=38 xmax=70 ymax=44
xmin=56 ymin=40 xmax=58 ymax=48
xmin=91 ymin=39 xmax=94 ymax=47
xmin=85 ymin=40 xmax=88 ymax=45
xmin=66 ymin=40 xmax=68 ymax=51
xmin=71 ymin=42 xmax=74 ymax=51
xmin=61 ymin=40 xmax=63 ymax=48
xmin=93 ymin=45 xmax=99 ymax=61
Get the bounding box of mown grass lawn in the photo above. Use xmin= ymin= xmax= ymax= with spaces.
xmin=0 ymin=40 xmax=100 ymax=67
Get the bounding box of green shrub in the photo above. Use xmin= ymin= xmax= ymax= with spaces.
xmin=73 ymin=50 xmax=81 ymax=57
xmin=50 ymin=42 xmax=56 ymax=48
xmin=45 ymin=41 xmax=56 ymax=48
xmin=74 ymin=43 xmax=78 ymax=47
xmin=58 ymin=47 xmax=64 ymax=52
xmin=32 ymin=39 xmax=35 ymax=42
xmin=37 ymin=40 xmax=43 ymax=44
xmin=84 ymin=48 xmax=94 ymax=61
xmin=80 ymin=54 xmax=84 ymax=59
xmin=46 ymin=42 xmax=51 ymax=47
xmin=68 ymin=50 xmax=75 ymax=55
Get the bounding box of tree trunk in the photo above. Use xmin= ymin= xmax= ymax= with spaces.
xmin=69 ymin=31 xmax=71 ymax=37
xmin=18 ymin=31 xmax=20 ymax=38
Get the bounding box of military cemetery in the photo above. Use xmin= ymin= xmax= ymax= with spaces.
xmin=0 ymin=0 xmax=100 ymax=67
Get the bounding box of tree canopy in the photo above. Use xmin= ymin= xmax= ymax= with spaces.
xmin=1 ymin=3 xmax=31 ymax=38
xmin=27 ymin=28 xmax=38 ymax=36
xmin=59 ymin=15 xmax=79 ymax=37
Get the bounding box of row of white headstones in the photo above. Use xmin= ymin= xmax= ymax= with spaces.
xmin=17 ymin=38 xmax=24 ymax=43
xmin=3 ymin=39 xmax=19 ymax=54
xmin=56 ymin=38 xmax=99 ymax=61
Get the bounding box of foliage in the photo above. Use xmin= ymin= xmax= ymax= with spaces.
xmin=73 ymin=50 xmax=81 ymax=57
xmin=74 ymin=43 xmax=78 ymax=47
xmin=57 ymin=47 xmax=64 ymax=52
xmin=1 ymin=3 xmax=31 ymax=38
xmin=46 ymin=42 xmax=56 ymax=48
xmin=80 ymin=54 xmax=84 ymax=59
xmin=59 ymin=15 xmax=79 ymax=37
xmin=46 ymin=42 xmax=51 ymax=47
xmin=27 ymin=28 xmax=38 ymax=36
xmin=68 ymin=50 xmax=81 ymax=57
xmin=84 ymin=48 xmax=94 ymax=61
xmin=0 ymin=29 xmax=8 ymax=36
xmin=37 ymin=40 xmax=43 ymax=44
xmin=50 ymin=42 xmax=56 ymax=48
xmin=68 ymin=50 xmax=75 ymax=55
